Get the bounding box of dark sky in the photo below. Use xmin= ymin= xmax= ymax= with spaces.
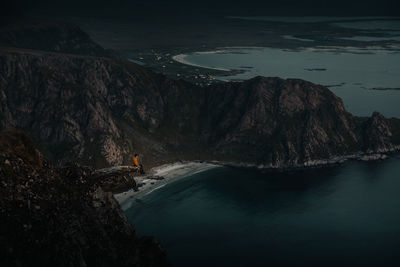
xmin=3 ymin=0 xmax=400 ymax=18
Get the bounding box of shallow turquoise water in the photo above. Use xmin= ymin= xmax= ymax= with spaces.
xmin=125 ymin=157 xmax=400 ymax=266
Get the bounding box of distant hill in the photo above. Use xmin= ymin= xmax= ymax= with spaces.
xmin=0 ymin=18 xmax=117 ymax=58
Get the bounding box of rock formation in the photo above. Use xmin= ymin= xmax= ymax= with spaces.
xmin=0 ymin=20 xmax=399 ymax=169
xmin=0 ymin=129 xmax=169 ymax=266
xmin=1 ymin=47 xmax=399 ymax=169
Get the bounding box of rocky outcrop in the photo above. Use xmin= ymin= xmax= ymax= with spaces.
xmin=0 ymin=130 xmax=169 ymax=266
xmin=93 ymin=166 xmax=139 ymax=192
xmin=359 ymin=112 xmax=400 ymax=153
xmin=201 ymin=77 xmax=362 ymax=166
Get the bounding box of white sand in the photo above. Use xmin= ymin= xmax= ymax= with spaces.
xmin=172 ymin=54 xmax=231 ymax=71
xmin=114 ymin=161 xmax=219 ymax=210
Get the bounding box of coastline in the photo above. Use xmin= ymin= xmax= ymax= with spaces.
xmin=208 ymin=148 xmax=400 ymax=171
xmin=114 ymin=147 xmax=400 ymax=210
xmin=114 ymin=161 xmax=220 ymax=210
xmin=172 ymin=54 xmax=231 ymax=71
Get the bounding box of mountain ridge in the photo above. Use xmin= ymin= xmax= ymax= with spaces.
xmin=1 ymin=46 xmax=399 ymax=169
xmin=0 ymin=18 xmax=117 ymax=58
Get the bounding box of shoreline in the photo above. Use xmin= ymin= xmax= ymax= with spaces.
xmin=114 ymin=161 xmax=220 ymax=210
xmin=172 ymin=54 xmax=231 ymax=71
xmin=114 ymin=148 xmax=400 ymax=210
xmin=207 ymin=148 xmax=400 ymax=171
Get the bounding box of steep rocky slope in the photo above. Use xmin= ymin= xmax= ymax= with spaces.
xmin=0 ymin=47 xmax=201 ymax=167
xmin=1 ymin=47 xmax=400 ymax=168
xmin=1 ymin=19 xmax=400 ymax=169
xmin=202 ymin=77 xmax=361 ymax=165
xmin=0 ymin=130 xmax=169 ymax=266
xmin=0 ymin=46 xmax=399 ymax=169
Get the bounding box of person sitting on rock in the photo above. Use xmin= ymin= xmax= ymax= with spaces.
xmin=133 ymin=154 xmax=145 ymax=174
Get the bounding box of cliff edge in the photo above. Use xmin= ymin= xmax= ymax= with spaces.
xmin=1 ymin=20 xmax=400 ymax=169
xmin=0 ymin=130 xmax=169 ymax=266
xmin=1 ymin=49 xmax=399 ymax=168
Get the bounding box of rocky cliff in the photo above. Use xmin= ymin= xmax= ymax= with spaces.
xmin=1 ymin=47 xmax=400 ymax=169
xmin=0 ymin=129 xmax=169 ymax=266
xmin=1 ymin=20 xmax=400 ymax=169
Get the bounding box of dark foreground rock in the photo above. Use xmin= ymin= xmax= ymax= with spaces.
xmin=0 ymin=130 xmax=169 ymax=267
xmin=93 ymin=166 xmax=139 ymax=193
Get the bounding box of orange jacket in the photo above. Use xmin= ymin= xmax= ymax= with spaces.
xmin=133 ymin=156 xmax=139 ymax=167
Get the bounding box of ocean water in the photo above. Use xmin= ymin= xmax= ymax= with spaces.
xmin=125 ymin=157 xmax=400 ymax=266
xmin=175 ymin=46 xmax=400 ymax=117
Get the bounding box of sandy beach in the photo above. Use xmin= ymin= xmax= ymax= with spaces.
xmin=114 ymin=161 xmax=219 ymax=210
xmin=172 ymin=54 xmax=231 ymax=71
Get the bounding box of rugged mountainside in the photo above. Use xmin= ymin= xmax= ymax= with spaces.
xmin=202 ymin=77 xmax=361 ymax=165
xmin=0 ymin=18 xmax=116 ymax=58
xmin=1 ymin=47 xmax=400 ymax=168
xmin=1 ymin=20 xmax=400 ymax=169
xmin=0 ymin=130 xmax=169 ymax=266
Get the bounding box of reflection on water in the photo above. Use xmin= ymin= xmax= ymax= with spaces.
xmin=126 ymin=158 xmax=400 ymax=267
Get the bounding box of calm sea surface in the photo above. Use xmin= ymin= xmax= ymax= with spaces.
xmin=126 ymin=157 xmax=400 ymax=266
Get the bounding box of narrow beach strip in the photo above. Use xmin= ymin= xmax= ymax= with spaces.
xmin=114 ymin=161 xmax=219 ymax=210
xmin=172 ymin=54 xmax=231 ymax=71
